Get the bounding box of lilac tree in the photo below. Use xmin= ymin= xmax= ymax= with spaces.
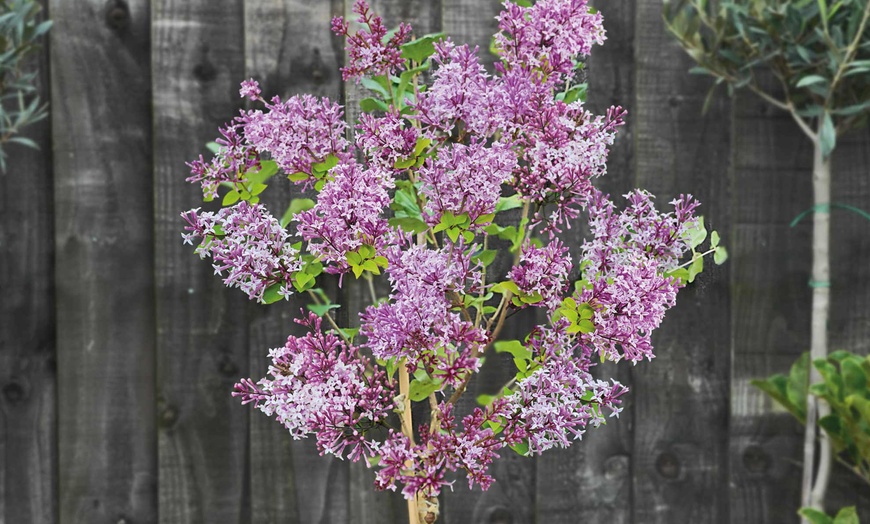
xmin=182 ymin=1 xmax=726 ymax=522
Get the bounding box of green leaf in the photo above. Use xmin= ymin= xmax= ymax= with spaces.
xmin=472 ymin=249 xmax=497 ymax=267
xmin=312 ymin=154 xmax=339 ymax=174
xmin=445 ymin=227 xmax=461 ymax=243
xmin=577 ymin=319 xmax=596 ymax=333
xmin=222 ymin=190 xmax=241 ymax=206
xmin=495 ymin=195 xmax=524 ymax=213
xmin=360 ymin=97 xmax=389 ymax=112
xmin=360 ymin=77 xmax=390 ymax=98
xmin=307 ymin=303 xmax=340 ymax=316
xmin=509 ymin=440 xmax=530 ymax=456
xmin=393 ymin=156 xmax=417 ymax=169
xmin=247 ymin=160 xmax=279 ymax=185
xmin=494 ymin=340 xmax=532 ymax=360
xmin=408 ymin=377 xmax=442 ymax=402
xmin=474 ymin=213 xmax=496 ymax=225
xmin=389 ymin=216 xmax=428 ymax=234
xmin=713 ymin=246 xmax=729 ymax=265
xmin=820 ymin=111 xmax=836 ymax=158
xmin=492 ymin=280 xmax=521 ymax=296
xmin=477 ymin=394 xmax=497 ymax=406
xmin=796 ymin=74 xmax=829 ymax=88
xmin=288 ymin=171 xmax=309 ymax=183
xmin=832 ymin=506 xmax=859 ymax=524
xmin=414 ymin=137 xmax=431 ymax=157
xmin=206 ymin=141 xmax=221 ymax=154
xmin=798 ymin=507 xmax=833 ymax=524
xmin=688 ymin=255 xmax=704 ymax=283
xmin=400 ymin=32 xmax=446 ymax=63
xmin=279 ymin=198 xmax=315 ymax=227
xmin=688 ymin=216 xmax=707 ymax=248
xmin=262 ymin=283 xmax=285 ymax=304
xmin=559 ymin=83 xmax=587 ymax=104
xmin=710 ymin=230 xmax=720 ymax=248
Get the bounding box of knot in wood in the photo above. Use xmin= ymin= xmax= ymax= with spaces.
xmin=104 ymin=0 xmax=130 ymax=31
xmin=742 ymin=445 xmax=771 ymax=474
xmin=2 ymin=381 xmax=25 ymax=403
xmin=655 ymin=451 xmax=680 ymax=479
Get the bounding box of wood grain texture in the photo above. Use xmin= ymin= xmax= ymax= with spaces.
xmin=152 ymin=1 xmax=249 ymax=522
xmin=632 ymin=1 xmax=731 ymax=522
xmin=0 ymin=2 xmax=55 ymax=521
xmin=50 ymin=1 xmax=156 ymax=522
xmin=436 ymin=2 xmax=540 ymax=523
xmin=243 ymin=1 xmax=348 ymax=522
xmin=815 ymin=129 xmax=870 ymax=516
xmin=728 ymin=93 xmax=812 ymax=522
xmin=534 ymin=1 xmax=637 ymax=521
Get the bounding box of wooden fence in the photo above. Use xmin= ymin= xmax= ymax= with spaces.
xmin=2 ymin=0 xmax=870 ymax=522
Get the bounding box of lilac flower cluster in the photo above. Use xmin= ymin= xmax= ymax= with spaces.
xmin=361 ymin=244 xmax=486 ymax=384
xmin=575 ymin=189 xmax=701 ymax=362
xmin=179 ymin=0 xmax=708 ymax=513
xmin=331 ymin=0 xmax=412 ymax=81
xmin=181 ymin=201 xmax=302 ymax=302
xmin=295 ymin=160 xmax=394 ymax=270
xmin=233 ymin=314 xmax=392 ymax=460
xmin=509 ymin=239 xmax=572 ymax=309
xmin=240 ymin=93 xmax=348 ymax=180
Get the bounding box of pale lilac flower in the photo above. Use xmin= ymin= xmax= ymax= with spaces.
xmin=332 ymin=0 xmax=412 ymax=81
xmin=185 ymin=121 xmax=260 ymax=200
xmin=181 ymin=202 xmax=302 ymax=302
xmin=356 ymin=111 xmax=419 ymax=170
xmin=239 ymin=78 xmax=261 ymax=100
xmin=240 ymin=94 xmax=348 ymax=181
xmin=419 ymin=140 xmax=516 ymax=226
xmin=295 ymin=161 xmax=394 ymax=272
xmin=509 ymin=239 xmax=572 ymax=309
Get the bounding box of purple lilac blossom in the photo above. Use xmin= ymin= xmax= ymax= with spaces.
xmin=418 ymin=139 xmax=517 ymax=226
xmin=185 ymin=121 xmax=260 ymax=200
xmin=240 ymin=93 xmax=348 ymax=180
xmin=181 ymin=201 xmax=302 ymax=302
xmin=355 ymin=110 xmax=419 ymax=170
xmin=509 ymin=239 xmax=572 ymax=309
xmin=295 ymin=160 xmax=394 ymax=271
xmin=239 ymin=78 xmax=261 ymax=100
xmin=494 ymin=0 xmax=605 ymax=82
xmin=331 ymin=0 xmax=412 ymax=82
xmin=233 ymin=314 xmax=392 ymax=460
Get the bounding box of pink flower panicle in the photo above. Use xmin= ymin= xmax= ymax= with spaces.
xmin=233 ymin=313 xmax=393 ymax=461
xmin=239 ymin=78 xmax=261 ymax=100
xmin=181 ymin=201 xmax=302 ymax=302
xmin=509 ymin=239 xmax=572 ymax=309
xmin=355 ymin=111 xmax=419 ymax=170
xmin=331 ymin=0 xmax=412 ymax=81
xmin=574 ymin=189 xmax=701 ymax=362
xmin=185 ymin=121 xmax=260 ymax=200
xmin=295 ymin=160 xmax=394 ymax=271
xmin=494 ymin=0 xmax=605 ymax=82
xmin=239 ymin=93 xmax=348 ymax=181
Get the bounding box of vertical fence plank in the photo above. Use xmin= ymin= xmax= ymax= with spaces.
xmin=341 ymin=2 xmax=443 ymax=521
xmin=152 ymin=1 xmax=249 ymax=522
xmin=50 ymin=1 xmax=156 ymax=522
xmin=243 ymin=0 xmax=347 ymax=521
xmin=729 ymin=94 xmax=811 ymax=522
xmin=0 ymin=2 xmax=55 ymax=522
xmin=631 ymin=1 xmax=732 ymax=522
xmin=826 ymin=130 xmax=870 ymax=515
xmin=437 ymin=2 xmax=540 ymax=523
xmin=534 ymin=1 xmax=637 ymax=522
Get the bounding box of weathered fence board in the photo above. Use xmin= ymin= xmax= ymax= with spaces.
xmin=0 ymin=2 xmax=55 ymax=522
xmin=50 ymin=1 xmax=156 ymax=523
xmin=632 ymin=0 xmax=733 ymax=522
xmin=152 ymin=1 xmax=249 ymax=522
xmin=3 ymin=1 xmax=869 ymax=523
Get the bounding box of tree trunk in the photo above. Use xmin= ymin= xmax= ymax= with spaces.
xmin=801 ymin=136 xmax=833 ymax=516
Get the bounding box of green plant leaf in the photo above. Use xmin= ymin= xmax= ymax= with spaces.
xmin=796 ymin=74 xmax=829 ymax=88
xmin=262 ymin=283 xmax=285 ymax=304
xmin=494 ymin=340 xmax=532 ymax=360
xmin=713 ymin=246 xmax=729 ymax=265
xmin=401 ymin=32 xmax=446 ymax=62
xmin=307 ymin=303 xmax=340 ymax=316
xmin=360 ymin=97 xmax=389 ymax=112
xmin=798 ymin=507 xmax=832 ymax=524
xmin=820 ymin=111 xmax=836 ymax=158
xmin=832 ymin=506 xmax=859 ymax=524
xmin=389 ymin=216 xmax=428 ymax=234
xmin=222 ymin=189 xmax=241 ymax=206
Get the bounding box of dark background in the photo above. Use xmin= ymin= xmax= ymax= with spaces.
xmin=2 ymin=0 xmax=870 ymax=522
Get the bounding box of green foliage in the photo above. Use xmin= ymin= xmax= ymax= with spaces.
xmin=0 ymin=0 xmax=52 ymax=171
xmin=799 ymin=505 xmax=860 ymax=524
xmin=666 ymin=217 xmax=728 ymax=284
xmin=345 ymin=244 xmax=388 ymax=279
xmin=754 ymin=350 xmax=870 ymax=484
xmin=664 ymin=0 xmax=870 ymax=155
